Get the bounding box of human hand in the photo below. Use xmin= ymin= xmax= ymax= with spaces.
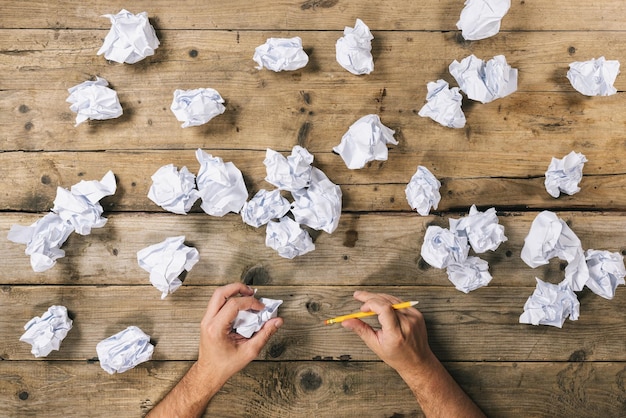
xmin=196 ymin=282 xmax=283 ymax=385
xmin=342 ymin=291 xmax=434 ymax=375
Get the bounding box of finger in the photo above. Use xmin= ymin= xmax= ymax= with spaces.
xmin=214 ymin=296 xmax=266 ymax=332
xmin=353 ymin=291 xmax=402 ymax=311
xmin=245 ymin=317 xmax=284 ymax=356
xmin=205 ymin=282 xmax=255 ymax=319
xmin=358 ymin=298 xmax=402 ymax=335
xmin=342 ymin=318 xmax=379 ymax=351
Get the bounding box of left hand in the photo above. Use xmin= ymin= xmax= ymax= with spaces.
xmin=196 ymin=282 xmax=283 ymax=385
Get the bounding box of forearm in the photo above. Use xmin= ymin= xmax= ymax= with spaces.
xmin=146 ymin=362 xmax=226 ymax=418
xmin=398 ymin=353 xmax=485 ymax=418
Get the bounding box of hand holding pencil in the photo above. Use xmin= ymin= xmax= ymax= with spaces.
xmin=324 ymin=300 xmax=419 ymax=325
xmin=339 ymin=290 xmax=432 ymax=373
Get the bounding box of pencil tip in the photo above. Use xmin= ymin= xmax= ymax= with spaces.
xmin=410 ymin=301 xmax=419 ymax=306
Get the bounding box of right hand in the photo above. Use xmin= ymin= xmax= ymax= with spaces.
xmin=341 ymin=290 xmax=434 ymax=374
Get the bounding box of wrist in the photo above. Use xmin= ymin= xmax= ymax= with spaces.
xmin=396 ymin=350 xmax=440 ymax=388
xmin=189 ymin=361 xmax=228 ymax=398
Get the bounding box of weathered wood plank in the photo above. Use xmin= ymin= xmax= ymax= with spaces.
xmin=3 ymin=212 xmax=626 ymax=286
xmin=1 ymin=151 xmax=625 ymax=213
xmin=6 ymin=89 xmax=624 ymax=154
xmin=1 ymin=0 xmax=625 ymax=31
xmin=4 ymin=30 xmax=625 ymax=92
xmin=4 ymin=31 xmax=625 ymax=152
xmin=1 ymin=360 xmax=624 ymax=417
xmin=1 ymin=286 xmax=624 ymax=361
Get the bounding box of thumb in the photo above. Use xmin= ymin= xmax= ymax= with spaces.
xmin=247 ymin=317 xmax=283 ymax=355
xmin=342 ymin=319 xmax=378 ymax=350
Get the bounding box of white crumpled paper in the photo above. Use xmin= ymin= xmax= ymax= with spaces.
xmin=521 ymin=211 xmax=589 ymax=291
xmin=544 ymin=151 xmax=587 ymax=197
xmin=137 ymin=236 xmax=200 ymax=299
xmin=232 ymin=297 xmax=283 ymax=338
xmin=66 ymin=77 xmax=123 ymax=126
xmin=52 ymin=170 xmax=117 ymax=235
xmin=170 ymin=88 xmax=226 ymax=128
xmin=585 ymin=249 xmax=626 ymax=300
xmin=264 ymin=146 xmax=313 ymax=192
xmin=446 ymin=256 xmax=492 ymax=293
xmin=7 ymin=213 xmax=74 ymax=272
xmin=148 ymin=164 xmax=200 ymax=215
xmin=266 ymin=216 xmax=315 ymax=259
xmin=20 ymin=305 xmax=73 ymax=357
xmin=519 ymin=278 xmax=580 ymax=328
xmin=96 ymin=326 xmax=154 ymax=374
xmin=335 ymin=18 xmax=374 ymax=75
xmin=97 ymin=9 xmax=159 ymax=64
xmin=567 ymin=56 xmax=620 ymax=96
xmin=195 ymin=149 xmax=248 ymax=216
xmin=418 ymin=79 xmax=466 ymax=128
xmin=421 ymin=225 xmax=469 ymax=269
xmin=449 ymin=54 xmax=518 ymax=103
xmin=405 ymin=166 xmax=442 ymax=216
xmin=8 ymin=172 xmax=116 ymax=272
xmin=456 ymin=0 xmax=511 ymax=41
xmin=544 ymin=151 xmax=587 ymax=198
xmin=450 ymin=205 xmax=507 ymax=253
xmin=253 ymin=37 xmax=309 ymax=71
xmin=333 ymin=114 xmax=398 ymax=169
xmin=291 ymin=167 xmax=342 ymax=234
xmin=241 ymin=189 xmax=291 ymax=228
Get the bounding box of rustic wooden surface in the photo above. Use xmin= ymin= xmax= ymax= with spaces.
xmin=1 ymin=1 xmax=626 ymax=417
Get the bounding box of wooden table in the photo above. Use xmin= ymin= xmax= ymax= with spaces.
xmin=2 ymin=1 xmax=625 ymax=416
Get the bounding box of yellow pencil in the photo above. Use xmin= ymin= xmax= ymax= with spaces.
xmin=323 ymin=301 xmax=419 ymax=325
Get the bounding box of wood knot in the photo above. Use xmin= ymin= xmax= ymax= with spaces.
xmin=300 ymin=0 xmax=338 ymax=10
xmin=568 ymin=350 xmax=586 ymax=362
xmin=299 ymin=371 xmax=322 ymax=391
xmin=189 ymin=49 xmax=198 ymax=58
xmin=454 ymin=32 xmax=472 ymax=48
xmin=242 ymin=265 xmax=271 ymax=286
xmin=40 ymin=175 xmax=51 ymax=185
xmin=297 ymin=121 xmax=311 ymax=147
xmin=305 ymin=300 xmax=320 ymax=313
xmin=300 ymin=91 xmax=311 ymax=105
xmin=343 ymin=230 xmax=358 ymax=248
xmin=268 ymin=342 xmax=286 ymax=358
xmin=418 ymin=257 xmax=431 ymax=270
xmin=19 ymin=104 xmax=30 ymax=113
xmin=18 ymin=391 xmax=29 ymax=401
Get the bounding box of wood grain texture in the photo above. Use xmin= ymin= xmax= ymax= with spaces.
xmin=2 ymin=0 xmax=626 ymax=31
xmin=0 ymin=151 xmax=626 ymax=213
xmin=3 ymin=0 xmax=626 ymax=416
xmin=3 ymin=29 xmax=626 ymax=153
xmin=1 ymin=285 xmax=624 ymax=362
xmin=3 ymin=212 xmax=626 ymax=286
xmin=1 ymin=361 xmax=624 ymax=417
xmin=4 ymin=30 xmax=626 ymax=91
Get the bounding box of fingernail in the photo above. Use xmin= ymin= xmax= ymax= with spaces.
xmin=342 ymin=323 xmax=352 ymax=330
xmin=274 ymin=319 xmax=283 ymax=329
